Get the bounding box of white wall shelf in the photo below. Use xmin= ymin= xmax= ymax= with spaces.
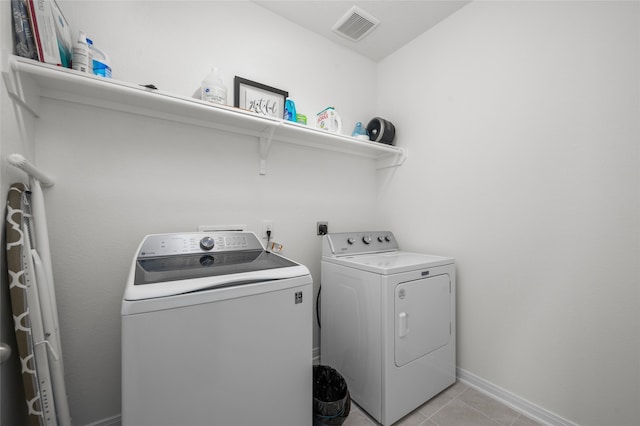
xmin=3 ymin=55 xmax=407 ymax=174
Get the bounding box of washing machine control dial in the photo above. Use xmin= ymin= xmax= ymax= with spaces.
xmin=199 ymin=236 xmax=215 ymax=251
xmin=377 ymin=236 xmax=384 ymax=242
xmin=362 ymin=235 xmax=372 ymax=244
xmin=385 ymin=235 xmax=392 ymax=242
xmin=347 ymin=237 xmax=355 ymax=245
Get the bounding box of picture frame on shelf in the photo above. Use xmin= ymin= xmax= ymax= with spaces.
xmin=234 ymin=77 xmax=288 ymax=119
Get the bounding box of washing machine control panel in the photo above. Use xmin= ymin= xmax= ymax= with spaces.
xmin=137 ymin=232 xmax=263 ymax=258
xmin=324 ymin=231 xmax=398 ymax=255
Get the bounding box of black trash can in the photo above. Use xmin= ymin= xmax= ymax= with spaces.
xmin=313 ymin=365 xmax=351 ymax=426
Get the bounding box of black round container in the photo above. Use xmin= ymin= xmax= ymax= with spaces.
xmin=313 ymin=365 xmax=351 ymax=426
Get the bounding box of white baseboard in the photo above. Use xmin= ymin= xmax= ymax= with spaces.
xmin=456 ymin=367 xmax=579 ymax=426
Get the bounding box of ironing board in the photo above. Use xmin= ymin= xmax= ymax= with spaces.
xmin=6 ymin=183 xmax=70 ymax=425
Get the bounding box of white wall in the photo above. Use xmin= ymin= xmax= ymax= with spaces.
xmin=377 ymin=1 xmax=640 ymax=425
xmin=59 ymin=0 xmax=375 ymax=130
xmin=5 ymin=1 xmax=381 ymax=423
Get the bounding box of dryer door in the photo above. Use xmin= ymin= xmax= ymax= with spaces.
xmin=395 ymin=274 xmax=451 ymax=367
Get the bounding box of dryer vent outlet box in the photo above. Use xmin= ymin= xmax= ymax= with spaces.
xmin=332 ymin=6 xmax=380 ymax=42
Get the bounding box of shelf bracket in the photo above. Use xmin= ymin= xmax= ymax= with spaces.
xmin=258 ymin=125 xmax=277 ymax=175
xmin=376 ymin=147 xmax=408 ymax=170
xmin=1 ymin=53 xmax=40 ymax=117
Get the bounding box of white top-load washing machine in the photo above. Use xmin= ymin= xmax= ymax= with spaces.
xmin=121 ymin=232 xmax=312 ymax=426
xmin=321 ymin=232 xmax=455 ymax=426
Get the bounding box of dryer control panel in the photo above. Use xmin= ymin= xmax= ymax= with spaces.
xmin=322 ymin=231 xmax=399 ymax=256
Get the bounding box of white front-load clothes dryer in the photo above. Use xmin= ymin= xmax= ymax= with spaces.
xmin=121 ymin=232 xmax=312 ymax=426
xmin=320 ymin=232 xmax=455 ymax=426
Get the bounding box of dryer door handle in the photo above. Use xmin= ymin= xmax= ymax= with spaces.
xmin=398 ymin=312 xmax=409 ymax=338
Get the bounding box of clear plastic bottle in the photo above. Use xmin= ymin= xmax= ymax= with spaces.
xmin=72 ymin=30 xmax=92 ymax=73
xmin=351 ymin=121 xmax=369 ymax=139
xmin=351 ymin=122 xmax=363 ymax=136
xmin=87 ymin=38 xmax=112 ymax=78
xmin=201 ymin=67 xmax=227 ymax=105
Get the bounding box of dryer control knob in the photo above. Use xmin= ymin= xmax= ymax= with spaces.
xmin=362 ymin=236 xmax=372 ymax=244
xmin=347 ymin=237 xmax=355 ymax=245
xmin=377 ymin=236 xmax=384 ymax=242
xmin=200 ymin=236 xmax=215 ymax=251
xmin=384 ymin=235 xmax=392 ymax=242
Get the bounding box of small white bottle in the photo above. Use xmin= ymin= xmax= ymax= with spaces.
xmin=201 ymin=67 xmax=227 ymax=105
xmin=72 ymin=30 xmax=92 ymax=74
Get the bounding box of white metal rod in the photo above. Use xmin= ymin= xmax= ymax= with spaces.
xmin=7 ymin=153 xmax=54 ymax=187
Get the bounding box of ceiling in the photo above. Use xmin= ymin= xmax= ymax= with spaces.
xmin=254 ymin=1 xmax=471 ymax=62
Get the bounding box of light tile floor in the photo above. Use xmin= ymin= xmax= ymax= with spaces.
xmin=342 ymin=381 xmax=544 ymax=426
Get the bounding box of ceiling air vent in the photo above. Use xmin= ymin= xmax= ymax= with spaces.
xmin=332 ymin=6 xmax=380 ymax=42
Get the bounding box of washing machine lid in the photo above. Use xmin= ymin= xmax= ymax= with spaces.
xmin=134 ymin=249 xmax=299 ymax=285
xmin=123 ymin=232 xmax=310 ymax=301
xmin=324 ymin=251 xmax=453 ymax=275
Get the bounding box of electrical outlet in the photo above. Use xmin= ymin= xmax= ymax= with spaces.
xmin=262 ymin=220 xmax=274 ymax=239
xmin=317 ymin=221 xmax=328 ymax=235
